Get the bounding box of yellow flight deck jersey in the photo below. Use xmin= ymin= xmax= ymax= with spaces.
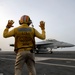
xmin=3 ymin=24 xmax=46 ymax=51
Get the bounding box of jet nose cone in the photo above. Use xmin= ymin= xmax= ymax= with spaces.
xmin=61 ymin=42 xmax=75 ymax=47
xmin=72 ymin=44 xmax=75 ymax=46
xmin=68 ymin=44 xmax=75 ymax=47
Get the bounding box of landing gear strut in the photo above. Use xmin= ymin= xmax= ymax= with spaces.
xmin=47 ymin=48 xmax=53 ymax=54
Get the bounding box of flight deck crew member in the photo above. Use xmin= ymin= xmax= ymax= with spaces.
xmin=3 ymin=15 xmax=46 ymax=75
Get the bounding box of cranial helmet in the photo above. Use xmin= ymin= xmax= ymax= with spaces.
xmin=19 ymin=15 xmax=32 ymax=25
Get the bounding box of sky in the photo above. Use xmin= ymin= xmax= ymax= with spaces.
xmin=0 ymin=0 xmax=75 ymax=51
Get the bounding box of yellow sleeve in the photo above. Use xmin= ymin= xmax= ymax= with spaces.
xmin=3 ymin=28 xmax=15 ymax=38
xmin=34 ymin=29 xmax=46 ymax=40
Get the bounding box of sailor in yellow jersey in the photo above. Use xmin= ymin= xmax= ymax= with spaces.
xmin=3 ymin=15 xmax=46 ymax=75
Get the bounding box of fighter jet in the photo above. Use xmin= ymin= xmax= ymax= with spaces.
xmin=35 ymin=39 xmax=75 ymax=53
xmin=10 ymin=39 xmax=75 ymax=54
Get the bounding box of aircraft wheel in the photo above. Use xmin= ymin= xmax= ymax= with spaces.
xmin=50 ymin=51 xmax=53 ymax=54
xmin=36 ymin=50 xmax=39 ymax=54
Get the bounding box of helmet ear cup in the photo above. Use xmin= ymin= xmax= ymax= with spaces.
xmin=19 ymin=20 xmax=22 ymax=25
xmin=28 ymin=19 xmax=32 ymax=25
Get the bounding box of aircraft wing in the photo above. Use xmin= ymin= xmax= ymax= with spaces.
xmin=10 ymin=42 xmax=53 ymax=47
xmin=10 ymin=42 xmax=53 ymax=54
